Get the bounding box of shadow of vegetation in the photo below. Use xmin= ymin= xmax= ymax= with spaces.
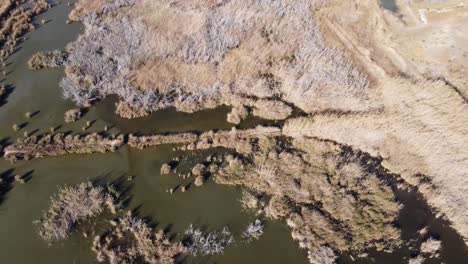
xmin=0 ymin=168 xmax=15 ymax=205
xmin=0 ymin=84 xmax=14 ymax=107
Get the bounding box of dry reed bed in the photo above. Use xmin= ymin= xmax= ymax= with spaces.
xmin=283 ymin=78 xmax=468 ymax=245
xmin=61 ymin=0 xmax=370 ymax=122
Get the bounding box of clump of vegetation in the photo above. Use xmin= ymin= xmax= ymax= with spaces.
xmin=183 ymin=224 xmax=234 ymax=256
xmin=242 ymin=219 xmax=264 ymax=241
xmin=420 ymin=237 xmax=442 ymax=258
xmin=160 ymin=163 xmax=171 ymax=175
xmin=0 ymin=0 xmax=51 ymax=61
xmin=194 ymin=176 xmax=204 ymax=187
xmin=4 ymin=133 xmax=125 ymax=162
xmin=214 ymin=137 xmax=402 ymax=261
xmin=38 ymin=182 xmax=118 ymax=243
xmin=93 ymin=212 xmax=183 ymax=264
xmin=64 ymin=108 xmax=82 ymax=123
xmin=128 ymin=133 xmax=198 ymax=149
xmin=28 ymin=50 xmax=67 ymax=70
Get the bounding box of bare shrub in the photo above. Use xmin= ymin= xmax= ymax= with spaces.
xmin=183 ymin=224 xmax=234 ymax=256
xmin=28 ymin=50 xmax=67 ymax=70
xmin=64 ymin=108 xmax=82 ymax=123
xmin=408 ymin=255 xmax=425 ymax=264
xmin=216 ymin=137 xmax=401 ymax=259
xmin=61 ymin=15 xmax=147 ymax=107
xmin=160 ymin=163 xmax=171 ymax=175
xmin=307 ymin=246 xmax=337 ymax=264
xmin=420 ymin=237 xmax=442 ymax=258
xmin=93 ymin=213 xmax=183 ymax=264
xmin=242 ymin=219 xmax=264 ymax=241
xmin=39 ymin=182 xmax=117 ymax=243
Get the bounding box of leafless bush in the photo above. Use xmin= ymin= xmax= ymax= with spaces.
xmin=242 ymin=219 xmax=264 ymax=241
xmin=183 ymin=224 xmax=234 ymax=256
xmin=64 ymin=108 xmax=82 ymax=123
xmin=99 ymin=0 xmax=137 ymax=15
xmin=61 ymin=15 xmax=147 ymax=107
xmin=39 ymin=182 xmax=117 ymax=243
xmin=93 ymin=213 xmax=183 ymax=264
xmin=420 ymin=237 xmax=441 ymax=258
xmin=408 ymin=255 xmax=425 ymax=264
xmin=307 ymin=246 xmax=337 ymax=264
xmin=28 ymin=50 xmax=67 ymax=70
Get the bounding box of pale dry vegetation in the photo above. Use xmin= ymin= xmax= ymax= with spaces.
xmin=93 ymin=212 xmax=183 ymax=264
xmin=0 ymin=0 xmax=50 ymax=60
xmin=183 ymin=224 xmax=234 ymax=256
xmin=283 ymin=78 xmax=468 ymax=243
xmin=64 ymin=108 xmax=82 ymax=123
xmin=39 ymin=182 xmax=117 ymax=243
xmin=4 ymin=133 xmax=124 ymax=161
xmin=213 ymin=137 xmax=402 ymax=261
xmin=28 ymin=50 xmax=67 ymax=70
xmin=62 ymin=0 xmax=370 ymax=120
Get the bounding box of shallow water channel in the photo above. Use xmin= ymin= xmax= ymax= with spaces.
xmin=0 ymin=1 xmax=467 ymax=264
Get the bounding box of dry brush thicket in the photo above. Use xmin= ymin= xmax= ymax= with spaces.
xmin=28 ymin=50 xmax=67 ymax=70
xmin=183 ymin=224 xmax=234 ymax=256
xmin=283 ymin=78 xmax=468 ymax=244
xmin=38 ymin=182 xmax=183 ymax=263
xmin=38 ymin=182 xmax=117 ymax=243
xmin=62 ymin=0 xmax=370 ymax=120
xmin=0 ymin=0 xmax=50 ymax=60
xmin=93 ymin=212 xmax=183 ymax=264
xmin=213 ymin=137 xmax=402 ymax=263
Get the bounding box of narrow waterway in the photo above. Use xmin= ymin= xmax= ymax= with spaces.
xmin=0 ymin=1 xmax=467 ymax=264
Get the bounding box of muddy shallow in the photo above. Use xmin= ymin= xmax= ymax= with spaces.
xmin=0 ymin=1 xmax=467 ymax=264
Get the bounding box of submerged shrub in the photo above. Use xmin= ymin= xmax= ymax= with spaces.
xmin=242 ymin=219 xmax=264 ymax=241
xmin=28 ymin=50 xmax=67 ymax=70
xmin=93 ymin=212 xmax=183 ymax=264
xmin=39 ymin=182 xmax=117 ymax=243
xmin=64 ymin=108 xmax=82 ymax=123
xmin=183 ymin=224 xmax=234 ymax=256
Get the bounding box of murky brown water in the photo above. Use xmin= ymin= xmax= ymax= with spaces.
xmin=0 ymin=1 xmax=467 ymax=264
xmin=0 ymin=2 xmax=307 ymax=264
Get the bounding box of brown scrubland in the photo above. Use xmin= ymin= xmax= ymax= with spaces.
xmin=92 ymin=212 xmax=183 ymax=264
xmin=38 ymin=182 xmax=183 ymax=263
xmin=211 ymin=137 xmax=402 ymax=262
xmin=39 ymin=182 xmax=118 ymax=243
xmin=11 ymin=0 xmax=467 ymax=262
xmin=0 ymin=0 xmax=50 ymax=61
